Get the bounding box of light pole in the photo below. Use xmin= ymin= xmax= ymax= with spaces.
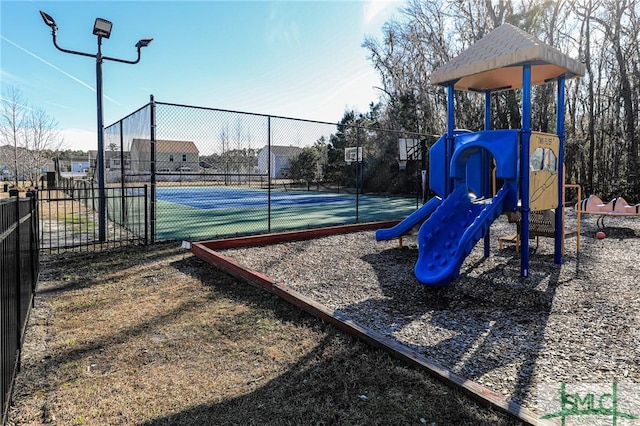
xmin=39 ymin=10 xmax=152 ymax=242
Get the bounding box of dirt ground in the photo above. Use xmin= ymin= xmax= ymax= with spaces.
xmin=7 ymin=242 xmax=520 ymax=426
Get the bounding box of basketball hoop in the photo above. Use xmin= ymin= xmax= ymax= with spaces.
xmin=344 ymin=146 xmax=362 ymax=166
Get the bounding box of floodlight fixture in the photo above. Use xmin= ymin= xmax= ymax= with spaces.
xmin=93 ymin=18 xmax=113 ymax=38
xmin=39 ymin=10 xmax=57 ymax=31
xmin=135 ymin=38 xmax=153 ymax=49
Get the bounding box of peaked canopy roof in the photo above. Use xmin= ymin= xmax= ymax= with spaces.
xmin=430 ymin=23 xmax=585 ymax=91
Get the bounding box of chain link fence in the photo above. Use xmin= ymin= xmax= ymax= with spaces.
xmin=102 ymin=98 xmax=429 ymax=242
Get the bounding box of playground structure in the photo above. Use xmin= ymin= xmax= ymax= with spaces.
xmin=376 ymin=23 xmax=585 ymax=286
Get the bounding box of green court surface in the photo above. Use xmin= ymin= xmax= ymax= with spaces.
xmin=153 ymin=188 xmax=418 ymax=241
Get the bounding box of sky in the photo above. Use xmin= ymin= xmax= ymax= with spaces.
xmin=0 ymin=0 xmax=402 ymax=151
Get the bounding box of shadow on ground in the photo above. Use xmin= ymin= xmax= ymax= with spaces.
xmin=343 ymin=242 xmax=564 ymax=410
xmin=142 ymin=257 xmax=523 ymax=426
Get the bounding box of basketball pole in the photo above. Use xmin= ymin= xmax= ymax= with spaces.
xmin=420 ymin=138 xmax=427 ymax=204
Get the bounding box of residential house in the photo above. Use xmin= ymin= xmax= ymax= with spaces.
xmin=257 ymin=145 xmax=303 ymax=179
xmin=89 ymin=150 xmax=131 ymax=170
xmin=130 ymin=139 xmax=199 ymax=175
xmin=57 ymin=156 xmax=89 ymax=179
xmin=88 ymin=150 xmax=132 ymax=182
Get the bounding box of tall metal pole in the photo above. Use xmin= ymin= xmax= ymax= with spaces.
xmin=446 ymin=84 xmax=455 ymax=197
xmin=483 ymin=90 xmax=492 ymax=258
xmin=355 ymin=127 xmax=360 ymax=223
xmin=420 ymin=137 xmax=427 ymax=204
xmin=555 ymin=76 xmax=566 ymax=264
xmin=119 ymin=120 xmax=126 ymax=226
xmin=149 ymin=95 xmax=156 ymax=244
xmin=39 ymin=10 xmax=152 ymax=243
xmin=267 ymin=116 xmax=271 ymax=233
xmin=520 ymin=64 xmax=532 ymax=277
xmin=96 ymin=36 xmax=107 ymax=241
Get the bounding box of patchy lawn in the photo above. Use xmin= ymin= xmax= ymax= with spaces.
xmin=8 ymin=242 xmax=521 ymax=425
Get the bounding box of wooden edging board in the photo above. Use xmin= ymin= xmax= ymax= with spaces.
xmin=191 ymin=222 xmax=541 ymax=425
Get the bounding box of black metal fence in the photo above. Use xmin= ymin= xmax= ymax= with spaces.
xmin=39 ymin=178 xmax=148 ymax=253
xmin=100 ymin=98 xmax=428 ymax=242
xmin=1 ymin=191 xmax=39 ymax=425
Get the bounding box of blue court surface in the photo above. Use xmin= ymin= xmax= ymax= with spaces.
xmin=156 ymin=186 xmax=359 ymax=210
xmin=148 ymin=185 xmax=418 ymax=241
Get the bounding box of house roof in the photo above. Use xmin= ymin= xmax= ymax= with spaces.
xmin=88 ymin=150 xmax=128 ymax=160
xmin=431 ymin=23 xmax=585 ymax=91
xmin=109 ymin=152 xmax=124 ymax=159
xmin=69 ymin=157 xmax=89 ymax=163
xmin=263 ymin=145 xmax=303 ymax=157
xmin=131 ymin=139 xmax=199 ymax=154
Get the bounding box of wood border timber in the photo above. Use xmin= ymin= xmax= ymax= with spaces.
xmin=192 ymin=222 xmax=541 ymax=425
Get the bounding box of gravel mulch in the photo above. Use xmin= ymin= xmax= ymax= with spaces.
xmin=220 ymin=208 xmax=640 ymax=414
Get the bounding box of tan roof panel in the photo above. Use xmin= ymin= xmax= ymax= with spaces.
xmin=431 ymin=23 xmax=585 ymax=91
xmin=131 ymin=138 xmax=199 ymax=153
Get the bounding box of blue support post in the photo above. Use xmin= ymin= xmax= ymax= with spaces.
xmin=446 ymin=84 xmax=455 ymax=197
xmin=520 ymin=65 xmax=532 ymax=277
xmin=484 ymin=91 xmax=492 ymax=130
xmin=555 ymin=76 xmax=566 ymax=264
xmin=483 ymin=90 xmax=492 ymax=258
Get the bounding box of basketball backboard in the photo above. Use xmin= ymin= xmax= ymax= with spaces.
xmin=344 ymin=147 xmax=363 ymax=164
xmin=398 ymin=138 xmax=421 ymax=161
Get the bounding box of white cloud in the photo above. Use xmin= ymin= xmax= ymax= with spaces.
xmin=362 ymin=0 xmax=401 ymax=30
xmin=60 ymin=128 xmax=97 ymax=152
xmin=265 ymin=4 xmax=301 ymax=51
xmin=319 ymin=64 xmax=381 ymax=113
xmin=0 ymin=69 xmax=31 ymax=88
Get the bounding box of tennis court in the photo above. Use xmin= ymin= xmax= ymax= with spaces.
xmin=153 ymin=186 xmax=418 ymax=241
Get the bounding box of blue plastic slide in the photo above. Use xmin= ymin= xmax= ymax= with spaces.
xmin=375 ymin=196 xmax=443 ymax=241
xmin=414 ymin=183 xmax=511 ymax=287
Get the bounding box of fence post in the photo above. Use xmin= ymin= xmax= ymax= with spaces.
xmin=12 ymin=192 xmax=22 ymax=375
xmin=267 ymin=116 xmax=271 ymax=233
xmin=26 ymin=190 xmax=38 ymax=298
xmin=91 ymin=180 xmax=95 ymax=212
xmin=150 ymin=95 xmax=156 ymax=244
xmin=144 ymin=185 xmax=149 ymax=244
xmin=355 ymin=128 xmax=360 ymax=223
xmin=120 ymin=120 xmax=127 ymax=228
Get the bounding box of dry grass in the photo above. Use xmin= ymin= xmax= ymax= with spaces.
xmin=8 ymin=242 xmax=521 ymax=426
xmin=36 ymin=191 xmax=74 ymax=219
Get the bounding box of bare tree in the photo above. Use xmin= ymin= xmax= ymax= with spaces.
xmin=590 ymin=0 xmax=640 ymax=192
xmin=363 ymin=0 xmax=575 ymax=134
xmin=1 ymin=86 xmax=64 ymax=188
xmin=573 ymin=0 xmax=599 ymax=194
xmin=361 ymin=0 xmax=640 ymax=199
xmin=362 ymin=0 xmax=455 ymax=134
xmin=0 ymin=86 xmax=28 ymax=187
xmin=23 ymin=106 xmax=64 ymax=186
